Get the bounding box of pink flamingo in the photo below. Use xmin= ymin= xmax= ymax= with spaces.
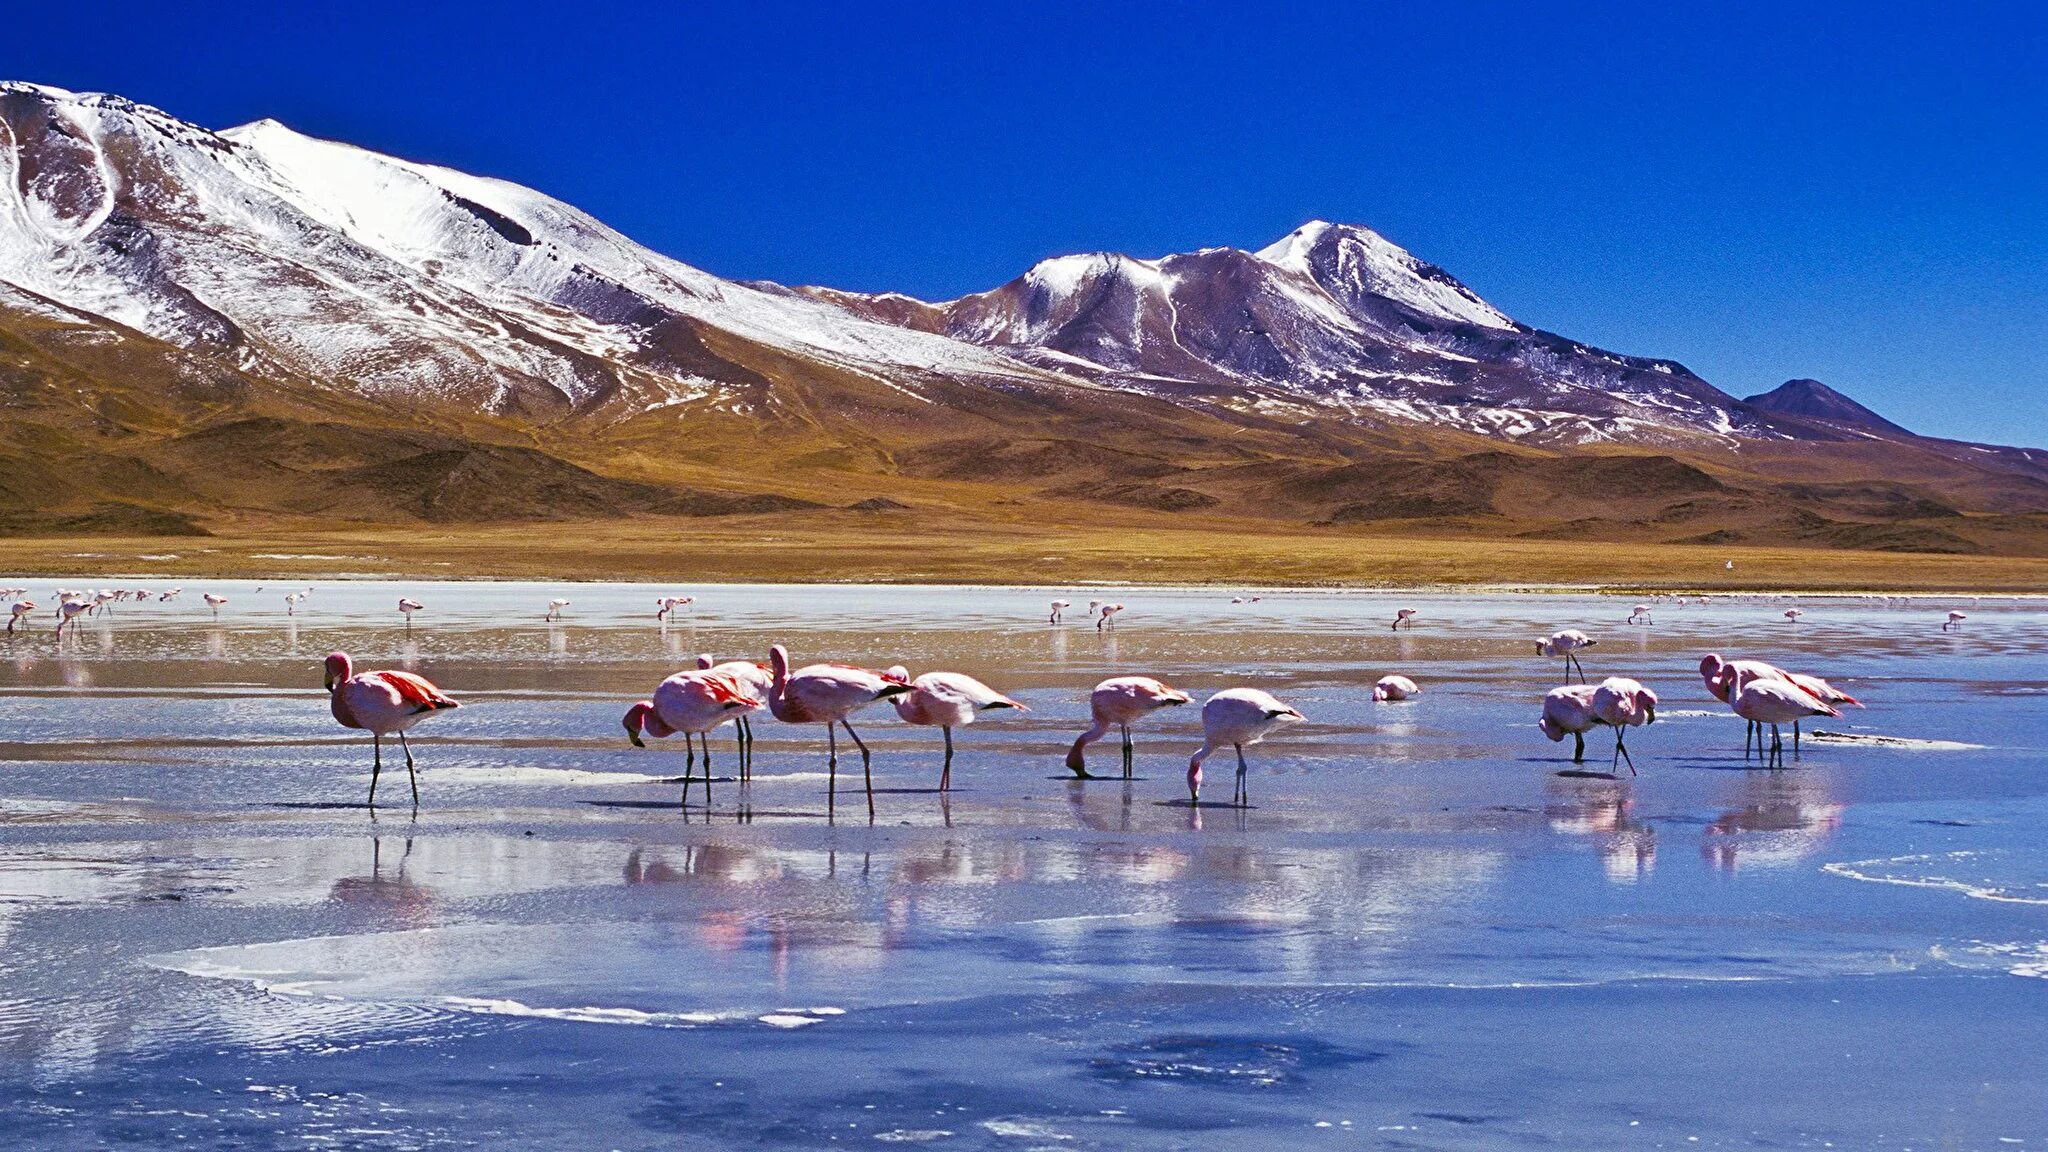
xmin=623 ymin=669 xmax=763 ymax=806
xmin=1943 ymin=611 xmax=1967 ymax=632
xmin=1391 ymin=607 xmax=1418 ymax=630
xmin=765 ymin=645 xmax=912 ymax=819
xmin=1066 ymin=676 xmax=1191 ymax=778
xmin=1188 ymin=688 xmax=1303 ymax=805
xmin=323 ymin=652 xmax=461 ymax=808
xmin=883 ymin=666 xmax=1027 ymax=790
xmin=696 ymin=654 xmax=774 ymax=776
xmin=1537 ymin=630 xmax=1597 ymax=683
xmin=1372 ymin=675 xmax=1420 ymax=702
xmin=1096 ymin=603 xmax=1124 ymax=631
xmin=1783 ymin=608 xmax=1803 ymax=623
xmin=1590 ymin=677 xmax=1658 ymax=776
xmin=202 ymin=593 xmax=228 ymax=618
xmin=1538 ymin=684 xmax=1601 ymax=763
xmin=1626 ymin=604 xmax=1653 ymax=625
xmin=545 ymin=598 xmax=571 ymax=622
xmin=55 ymin=599 xmax=91 ymax=635
xmin=397 ymin=598 xmax=422 ymax=633
xmin=7 ymin=600 xmax=34 ymax=634
xmin=655 ymin=596 xmax=695 ymax=621
xmin=1727 ymin=669 xmax=1839 ymax=767
xmin=159 ymin=588 xmax=182 ymax=603
xmin=1049 ymin=600 xmax=1071 ymax=625
xmin=1701 ymin=654 xmax=1860 ymax=755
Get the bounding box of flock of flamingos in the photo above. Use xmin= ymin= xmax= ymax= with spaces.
xmin=0 ymin=584 xmax=1982 ymax=819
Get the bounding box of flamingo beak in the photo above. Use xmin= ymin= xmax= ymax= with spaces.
xmin=1646 ymin=704 xmax=1656 ymax=724
xmin=323 ymin=669 xmax=335 ymax=692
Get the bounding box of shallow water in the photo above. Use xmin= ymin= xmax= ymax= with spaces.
xmin=1 ymin=580 xmax=2044 ymax=1148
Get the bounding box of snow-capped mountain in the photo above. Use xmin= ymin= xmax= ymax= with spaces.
xmin=804 ymin=220 xmax=1780 ymax=447
xmin=0 ymin=81 xmax=1074 ymax=420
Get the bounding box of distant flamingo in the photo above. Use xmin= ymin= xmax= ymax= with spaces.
xmin=396 ymin=598 xmax=422 ymax=633
xmin=1066 ymin=676 xmax=1191 ymax=779
xmin=1590 ymin=677 xmax=1658 ymax=775
xmin=1943 ymin=611 xmax=1967 ymax=632
xmin=55 ymin=600 xmax=92 ymax=634
xmin=1372 ymin=675 xmax=1420 ymax=702
xmin=1538 ymin=684 xmax=1601 ymax=763
xmin=202 ymin=593 xmax=228 ymax=619
xmin=1537 ymin=630 xmax=1597 ymax=683
xmin=623 ymin=668 xmax=763 ymax=806
xmin=1096 ymin=603 xmax=1124 ymax=631
xmin=284 ymin=592 xmax=306 ymax=615
xmin=884 ymin=666 xmax=1027 ymax=790
xmin=1391 ymin=608 xmax=1418 ymax=630
xmin=766 ymin=645 xmax=912 ymax=818
xmin=697 ymin=654 xmax=774 ymax=777
xmin=1188 ymin=688 xmax=1303 ymax=805
xmin=655 ymin=596 xmax=695 ymax=621
xmin=1049 ymin=599 xmax=1070 ymax=625
xmin=1728 ymin=669 xmax=1838 ymax=767
xmin=324 ymin=652 xmax=461 ymax=808
xmin=159 ymin=588 xmax=182 ymax=602
xmin=1783 ymin=608 xmax=1803 ymax=623
xmin=545 ymin=598 xmax=571 ymax=622
xmin=1627 ymin=604 xmax=1653 ymax=625
xmin=7 ymin=600 xmax=34 ymax=634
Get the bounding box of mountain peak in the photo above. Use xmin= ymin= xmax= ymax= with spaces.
xmin=1252 ymin=219 xmax=1515 ymax=331
xmin=1743 ymin=378 xmax=1913 ymax=437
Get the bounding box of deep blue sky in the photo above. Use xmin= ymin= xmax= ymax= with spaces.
xmin=8 ymin=2 xmax=2046 ymax=444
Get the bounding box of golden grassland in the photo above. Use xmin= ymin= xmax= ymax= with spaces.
xmin=4 ymin=511 xmax=2046 ymax=592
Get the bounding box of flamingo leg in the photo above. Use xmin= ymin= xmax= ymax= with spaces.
xmin=1234 ymin=744 xmax=1249 ymax=807
xmin=702 ymin=735 xmax=714 ymax=808
xmin=1614 ymin=730 xmax=1636 ymax=777
xmin=1793 ymin=720 xmax=1801 ymax=757
xmin=397 ymin=731 xmax=419 ymax=808
xmin=826 ymin=723 xmax=838 ymax=814
xmin=1572 ymin=731 xmax=1585 ymax=763
xmin=368 ymin=735 xmax=383 ymax=807
xmin=940 ymin=726 xmax=954 ymax=792
xmin=1120 ymin=724 xmax=1133 ymax=779
xmin=841 ymin=720 xmax=875 ymax=820
xmin=682 ymin=731 xmax=698 ymax=807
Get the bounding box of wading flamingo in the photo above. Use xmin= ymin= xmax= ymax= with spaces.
xmin=545 ymin=598 xmax=571 ymax=622
xmin=1783 ymin=608 xmax=1803 ymax=623
xmin=655 ymin=596 xmax=695 ymax=621
xmin=1049 ymin=600 xmax=1070 ymax=625
xmin=1943 ymin=611 xmax=1967 ymax=632
xmin=159 ymin=588 xmax=182 ymax=603
xmin=1727 ymin=669 xmax=1838 ymax=768
xmin=1391 ymin=608 xmax=1418 ymax=630
xmin=324 ymin=652 xmax=461 ymax=808
xmin=1096 ymin=603 xmax=1124 ymax=631
xmin=1188 ymin=688 xmax=1303 ymax=805
xmin=7 ymin=600 xmax=34 ymax=634
xmin=1701 ymin=654 xmax=1860 ymax=755
xmin=623 ymin=668 xmax=763 ymax=806
xmin=1590 ymin=677 xmax=1658 ymax=776
xmin=766 ymin=645 xmax=912 ymax=819
xmin=885 ymin=666 xmax=1027 ymax=790
xmin=1537 ymin=630 xmax=1597 ymax=683
xmin=397 ymin=598 xmax=422 ymax=633
xmin=1627 ymin=604 xmax=1653 ymax=625
xmin=696 ymin=654 xmax=774 ymax=777
xmin=200 ymin=593 xmax=227 ymax=618
xmin=1538 ymin=684 xmax=1601 ymax=763
xmin=1066 ymin=676 xmax=1191 ymax=779
xmin=1372 ymin=675 xmax=1420 ymax=702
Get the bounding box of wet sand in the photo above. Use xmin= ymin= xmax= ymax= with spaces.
xmin=1 ymin=582 xmax=2044 ymax=1148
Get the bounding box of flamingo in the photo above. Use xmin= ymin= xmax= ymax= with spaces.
xmin=1372 ymin=675 xmax=1420 ymax=702
xmin=655 ymin=596 xmax=695 ymax=621
xmin=323 ymin=652 xmax=461 ymax=808
xmin=1728 ymin=669 xmax=1838 ymax=767
xmin=1701 ymin=654 xmax=1860 ymax=755
xmin=1943 ymin=611 xmax=1967 ymax=632
xmin=884 ymin=666 xmax=1027 ymax=790
xmin=1627 ymin=604 xmax=1653 ymax=625
xmin=1783 ymin=608 xmax=1803 ymax=623
xmin=91 ymin=590 xmax=117 ymax=616
xmin=1391 ymin=608 xmax=1418 ymax=630
xmin=1066 ymin=676 xmax=1191 ymax=779
xmin=159 ymin=588 xmax=182 ymax=603
xmin=1049 ymin=599 xmax=1070 ymax=625
xmin=1590 ymin=677 xmax=1658 ymax=776
xmin=696 ymin=654 xmax=774 ymax=777
xmin=397 ymin=598 xmax=422 ymax=632
xmin=545 ymin=598 xmax=571 ymax=622
xmin=1537 ymin=630 xmax=1597 ymax=683
xmin=623 ymin=668 xmax=763 ymax=806
xmin=1538 ymin=684 xmax=1601 ymax=763
xmin=202 ymin=593 xmax=227 ymax=619
xmin=765 ymin=645 xmax=912 ymax=819
xmin=1188 ymin=688 xmax=1303 ymax=806
xmin=7 ymin=600 xmax=34 ymax=634
xmin=1096 ymin=603 xmax=1124 ymax=631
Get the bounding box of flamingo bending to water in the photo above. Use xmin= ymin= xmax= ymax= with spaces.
xmin=655 ymin=596 xmax=695 ymax=621
xmin=1096 ymin=603 xmax=1124 ymax=631
xmin=1537 ymin=630 xmax=1597 ymax=683
xmin=697 ymin=654 xmax=774 ymax=777
xmin=1066 ymin=676 xmax=1191 ymax=778
xmin=8 ymin=600 xmax=35 ymax=634
xmin=885 ymin=666 xmax=1027 ymax=790
xmin=1590 ymin=677 xmax=1658 ymax=776
xmin=1943 ymin=611 xmax=1967 ymax=632
xmin=1372 ymin=675 xmax=1420 ymax=702
xmin=1188 ymin=688 xmax=1303 ymax=805
xmin=766 ymin=645 xmax=912 ymax=819
xmin=1049 ymin=600 xmax=1070 ymax=625
xmin=623 ymin=668 xmax=763 ymax=805
xmin=324 ymin=652 xmax=461 ymax=808
xmin=545 ymin=598 xmax=571 ymax=622
xmin=1538 ymin=684 xmax=1600 ymax=763
xmin=1391 ymin=608 xmax=1418 ymax=630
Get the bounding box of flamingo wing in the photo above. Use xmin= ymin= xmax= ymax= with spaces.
xmin=371 ymin=671 xmax=460 ymax=712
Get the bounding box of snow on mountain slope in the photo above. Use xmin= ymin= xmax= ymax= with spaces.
xmin=0 ymin=82 xmax=1067 ymax=417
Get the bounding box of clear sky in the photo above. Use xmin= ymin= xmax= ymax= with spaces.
xmin=7 ymin=1 xmax=2045 ymax=445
